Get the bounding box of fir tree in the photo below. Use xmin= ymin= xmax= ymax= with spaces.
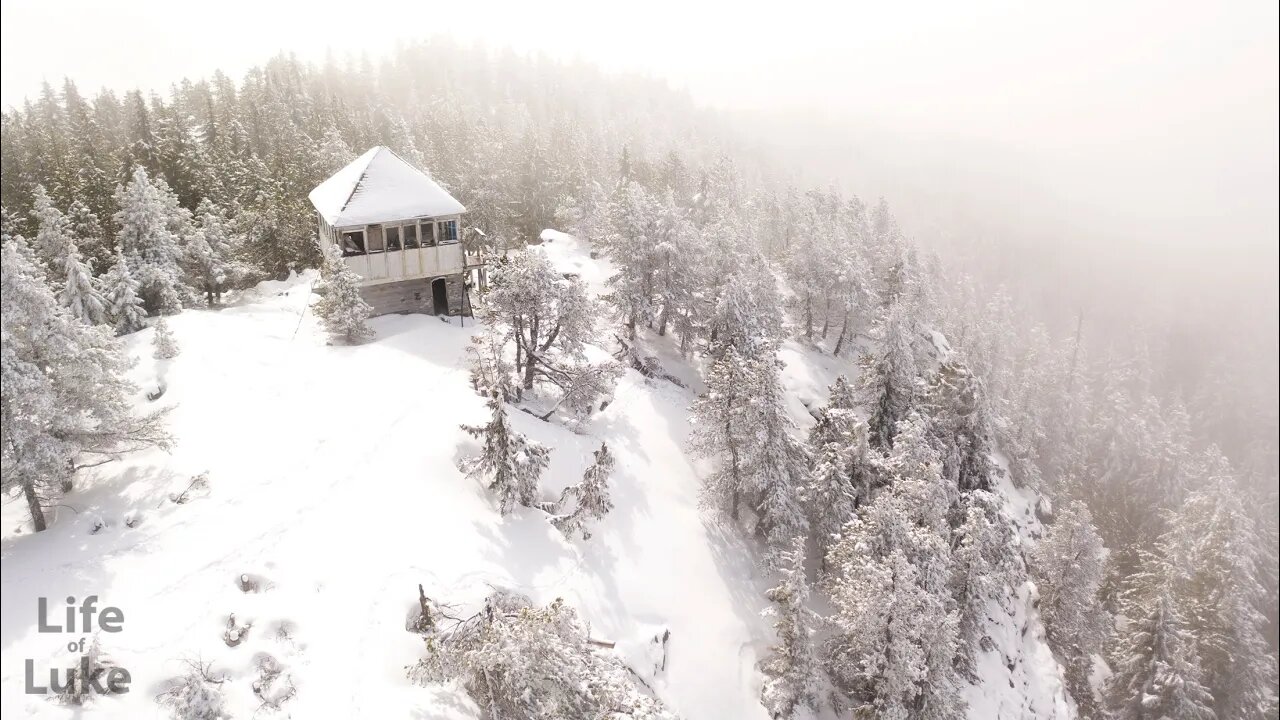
xmin=152 ymin=316 xmax=180 ymax=359
xmin=550 ymin=442 xmax=615 ymax=539
xmin=58 ymin=241 xmax=107 ymax=325
xmin=313 ymin=241 xmax=373 ymax=344
xmin=760 ymin=536 xmax=820 ymax=719
xmin=459 ymin=391 xmax=550 ymax=515
xmin=101 ymin=248 xmax=147 ymax=335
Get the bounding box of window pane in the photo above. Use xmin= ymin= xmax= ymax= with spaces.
xmin=421 ymin=220 xmax=436 ymax=246
xmin=439 ymin=220 xmax=458 ymax=243
xmin=386 ymin=225 xmax=401 ymax=251
xmin=403 ymin=224 xmax=419 ymax=248
xmin=367 ymin=225 xmax=385 ymax=252
xmin=340 ymin=231 xmax=366 ymax=256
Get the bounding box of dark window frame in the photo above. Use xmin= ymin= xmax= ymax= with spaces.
xmin=340 ymin=230 xmax=367 ymax=257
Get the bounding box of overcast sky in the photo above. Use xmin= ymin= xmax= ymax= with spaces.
xmin=3 ymin=0 xmax=1277 ymax=264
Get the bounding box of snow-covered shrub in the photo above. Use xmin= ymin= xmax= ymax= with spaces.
xmin=408 ymin=589 xmax=677 ymax=719
xmin=156 ymin=659 xmax=228 ymax=720
xmin=313 ymin=241 xmax=373 ymax=345
xmin=153 ymin=316 xmax=180 ymax=359
xmin=459 ymin=391 xmax=550 ymax=515
xmin=549 ymin=442 xmax=615 ymax=539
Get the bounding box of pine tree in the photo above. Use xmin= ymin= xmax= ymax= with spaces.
xmin=31 ymin=184 xmax=72 ymax=272
xmin=183 ymin=199 xmax=243 ymax=306
xmin=1162 ymin=472 xmax=1277 ymax=719
xmin=152 ymin=316 xmax=180 ymax=359
xmin=760 ymin=536 xmax=819 ymax=719
xmin=1107 ymin=552 xmax=1217 ymax=720
xmin=1 ymin=239 xmax=169 ymax=531
xmin=409 ymin=590 xmax=676 ymax=719
xmin=114 ymin=166 xmax=185 ymax=314
xmin=459 ymin=391 xmax=550 ymax=515
xmin=860 ymin=299 xmax=920 ymax=450
xmin=550 ymin=442 xmax=615 ymax=539
xmin=1029 ymin=501 xmax=1109 ymax=716
xmin=922 ymin=359 xmax=995 ymax=492
xmin=690 ymin=345 xmax=757 ymax=522
xmin=950 ymin=490 xmax=1016 ymax=674
xmin=751 ymin=360 xmax=811 ymax=554
xmin=65 ymin=200 xmax=111 ymax=278
xmin=58 ymin=241 xmax=107 ymax=325
xmin=825 ymin=415 xmax=962 ymax=720
xmin=101 ymin=248 xmax=148 ymax=335
xmin=313 ymin=241 xmax=373 ymax=344
xmin=483 ymin=248 xmax=618 ymax=416
xmin=805 ymin=406 xmax=857 ymax=565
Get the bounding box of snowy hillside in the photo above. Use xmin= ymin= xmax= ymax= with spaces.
xmin=2 ymin=234 xmax=1071 ymax=719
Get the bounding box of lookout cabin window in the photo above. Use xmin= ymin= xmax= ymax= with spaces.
xmin=420 ymin=219 xmax=437 ymax=246
xmin=340 ymin=230 xmax=366 ymax=257
xmin=367 ymin=225 xmax=385 ymax=253
xmin=403 ymin=223 xmax=420 ymax=249
xmin=386 ymin=225 xmax=402 ymax=251
xmin=438 ymin=219 xmax=459 ymax=244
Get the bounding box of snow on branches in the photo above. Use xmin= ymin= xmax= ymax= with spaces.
xmin=408 ymin=589 xmax=677 ymax=720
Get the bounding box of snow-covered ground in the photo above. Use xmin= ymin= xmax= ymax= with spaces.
xmin=1 ymin=233 xmax=1073 ymax=719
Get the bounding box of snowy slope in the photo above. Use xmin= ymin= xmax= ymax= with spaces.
xmin=2 ymin=233 xmax=1072 ymax=719
xmin=1 ymin=267 xmax=774 ymax=718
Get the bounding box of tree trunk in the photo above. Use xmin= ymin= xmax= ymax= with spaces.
xmin=23 ymin=479 xmax=46 ymax=532
xmin=833 ymin=311 xmax=850 ymax=356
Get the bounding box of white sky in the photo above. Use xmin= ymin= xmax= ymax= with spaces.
xmin=2 ymin=0 xmax=1277 ymax=258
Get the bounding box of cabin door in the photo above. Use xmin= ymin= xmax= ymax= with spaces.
xmin=431 ymin=278 xmax=449 ymax=315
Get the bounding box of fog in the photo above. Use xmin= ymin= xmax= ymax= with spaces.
xmin=3 ymin=0 xmax=1277 ymax=353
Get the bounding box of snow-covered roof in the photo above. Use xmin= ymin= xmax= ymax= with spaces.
xmin=308 ymin=146 xmax=466 ymax=227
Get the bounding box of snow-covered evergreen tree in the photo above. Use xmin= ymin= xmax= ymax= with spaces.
xmin=483 ymin=247 xmax=619 ymax=417
xmin=459 ymin=391 xmax=550 ymax=515
xmin=152 ymin=316 xmax=180 ymax=359
xmin=760 ymin=536 xmax=819 ymax=719
xmin=950 ymin=490 xmax=1016 ymax=674
xmin=751 ymin=359 xmax=811 ymax=554
xmin=922 ymin=359 xmax=995 ymax=491
xmin=824 ymin=415 xmax=962 ymax=720
xmin=690 ymin=345 xmax=808 ymax=553
xmin=313 ymin=241 xmax=373 ymax=344
xmin=114 ymin=167 xmax=186 ymax=314
xmin=1107 ymin=552 xmax=1217 ymax=720
xmin=31 ymin=184 xmax=72 ymax=272
xmin=860 ymin=299 xmax=920 ymax=450
xmin=1030 ymin=501 xmax=1109 ymax=716
xmin=156 ymin=660 xmax=228 ymax=720
xmin=58 ymin=241 xmax=107 ymax=325
xmin=1 ymin=239 xmax=169 ymax=531
xmin=101 ymin=248 xmax=148 ymax=335
xmin=550 ymin=442 xmax=615 ymax=540
xmin=183 ymin=199 xmax=243 ymax=306
xmin=409 ymin=589 xmax=676 ymax=720
xmin=1161 ymin=471 xmax=1278 ymax=719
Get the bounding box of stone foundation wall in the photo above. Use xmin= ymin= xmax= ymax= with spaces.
xmin=358 ymin=274 xmax=469 ymax=317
